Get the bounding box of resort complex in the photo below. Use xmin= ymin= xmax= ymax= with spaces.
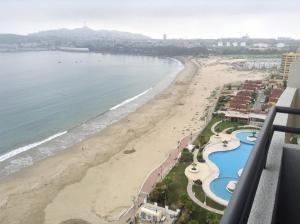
xmin=2 ymin=1 xmax=300 ymax=224
xmin=222 ymin=57 xmax=300 ymax=224
xmin=126 ymin=53 xmax=299 ymax=224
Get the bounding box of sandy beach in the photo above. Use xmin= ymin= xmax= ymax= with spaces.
xmin=0 ymin=56 xmax=269 ymax=224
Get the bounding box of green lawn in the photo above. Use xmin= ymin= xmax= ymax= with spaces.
xmin=147 ymin=117 xmax=262 ymax=223
xmin=148 ymin=160 xmax=222 ymax=224
xmin=192 ymin=184 xmax=205 ymax=201
xmin=192 ymin=185 xmax=226 ymax=211
xmin=214 ymin=120 xmax=245 ymax=133
xmin=193 ymin=116 xmax=222 ymax=146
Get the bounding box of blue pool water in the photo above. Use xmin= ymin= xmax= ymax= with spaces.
xmin=208 ymin=131 xmax=257 ymax=201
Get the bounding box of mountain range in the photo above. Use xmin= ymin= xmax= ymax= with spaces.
xmin=0 ymin=27 xmax=150 ymax=44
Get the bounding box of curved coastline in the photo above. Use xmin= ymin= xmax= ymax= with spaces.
xmin=0 ymin=56 xmax=183 ymax=177
xmin=0 ymin=57 xmax=268 ymax=224
xmin=0 ymin=56 xmax=193 ymax=224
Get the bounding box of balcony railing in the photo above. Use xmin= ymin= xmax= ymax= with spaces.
xmin=221 ymin=106 xmax=300 ymax=224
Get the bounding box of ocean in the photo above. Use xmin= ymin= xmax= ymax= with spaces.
xmin=0 ymin=51 xmax=183 ymax=177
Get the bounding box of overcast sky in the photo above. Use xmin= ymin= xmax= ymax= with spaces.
xmin=1 ymin=0 xmax=300 ymax=39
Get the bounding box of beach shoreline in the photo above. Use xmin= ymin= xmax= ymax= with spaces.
xmin=0 ymin=56 xmax=269 ymax=224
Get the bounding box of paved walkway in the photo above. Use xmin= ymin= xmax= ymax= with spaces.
xmin=187 ymin=180 xmax=224 ymax=215
xmin=119 ymin=132 xmax=199 ymax=223
xmin=185 ymin=149 xmax=210 ymax=182
xmin=211 ymin=120 xmax=222 ymax=135
xmin=119 ymin=87 xmax=221 ymax=223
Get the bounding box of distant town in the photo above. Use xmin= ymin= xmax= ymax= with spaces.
xmin=1 ymin=27 xmax=300 ymax=56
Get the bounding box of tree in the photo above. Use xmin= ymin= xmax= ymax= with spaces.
xmin=185 ymin=200 xmax=196 ymax=214
xmin=177 ymin=210 xmax=191 ymax=224
xmin=179 ymin=193 xmax=189 ymax=204
xmin=148 ymin=182 xmax=167 ymax=205
xmin=191 ymin=163 xmax=197 ymax=170
xmin=197 ymin=152 xmax=205 ymax=163
xmin=179 ymin=149 xmax=193 ymax=163
xmin=222 ymin=140 xmax=228 ymax=147
xmin=206 ymin=213 xmax=221 ymax=224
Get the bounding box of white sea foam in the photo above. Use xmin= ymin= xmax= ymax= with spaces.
xmin=109 ymin=88 xmax=152 ymax=111
xmin=0 ymin=131 xmax=67 ymax=162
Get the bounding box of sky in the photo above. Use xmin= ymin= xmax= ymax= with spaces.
xmin=1 ymin=0 xmax=300 ymax=39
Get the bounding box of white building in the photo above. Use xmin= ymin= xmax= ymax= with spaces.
xmin=253 ymin=43 xmax=269 ymax=49
xmin=217 ymin=41 xmax=223 ymax=47
xmin=276 ymin=43 xmax=285 ymax=48
xmin=232 ymin=42 xmax=238 ymax=47
xmin=137 ymin=202 xmax=180 ymax=224
xmin=240 ymin=42 xmax=247 ymax=47
xmin=226 ymin=41 xmax=231 ymax=47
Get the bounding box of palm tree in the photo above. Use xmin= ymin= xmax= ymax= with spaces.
xmin=191 ymin=163 xmax=197 ymax=170
xmin=222 ymin=140 xmax=228 ymax=147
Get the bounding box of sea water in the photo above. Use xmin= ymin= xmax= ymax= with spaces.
xmin=0 ymin=51 xmax=183 ymax=177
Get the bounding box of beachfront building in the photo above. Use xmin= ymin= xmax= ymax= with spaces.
xmin=269 ymin=88 xmax=284 ymax=104
xmin=252 ymin=43 xmax=269 ymax=49
xmin=228 ymin=80 xmax=264 ymax=113
xmin=221 ymin=59 xmax=300 ymax=224
xmin=276 ymin=43 xmax=285 ymax=48
xmin=240 ymin=42 xmax=246 ymax=47
xmin=218 ymin=111 xmax=266 ymax=127
xmin=232 ymin=59 xmax=281 ymax=71
xmin=137 ymin=202 xmax=180 ymax=224
xmin=280 ymin=52 xmax=300 ymax=80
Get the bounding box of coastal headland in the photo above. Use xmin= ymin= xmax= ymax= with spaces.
xmin=0 ymin=56 xmax=268 ymax=224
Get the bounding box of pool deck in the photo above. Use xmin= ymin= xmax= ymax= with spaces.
xmin=202 ymin=132 xmax=240 ymax=206
xmin=185 ymin=148 xmax=225 ymax=214
xmin=184 ymin=148 xmax=210 ymax=182
xmin=185 ymin=128 xmax=259 ymax=207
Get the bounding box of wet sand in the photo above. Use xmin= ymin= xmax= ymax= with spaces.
xmin=0 ymin=57 xmax=269 ymax=224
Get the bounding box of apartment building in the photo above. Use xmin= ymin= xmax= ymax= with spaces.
xmin=280 ymin=52 xmax=300 ymax=80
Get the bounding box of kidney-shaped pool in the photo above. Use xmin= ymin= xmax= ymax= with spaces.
xmin=208 ymin=131 xmax=257 ymax=201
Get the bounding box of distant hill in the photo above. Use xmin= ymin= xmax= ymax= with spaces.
xmin=29 ymin=27 xmax=150 ymax=41
xmin=0 ymin=33 xmax=49 ymax=45
xmin=0 ymin=34 xmax=26 ymax=44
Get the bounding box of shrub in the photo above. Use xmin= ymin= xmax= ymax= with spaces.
xmin=290 ymin=136 xmax=298 ymax=144
xmin=148 ymin=182 xmax=167 ymax=206
xmin=179 ymin=149 xmax=193 ymax=163
xmin=194 ymin=179 xmax=202 ymax=185
xmin=222 ymin=140 xmax=228 ymax=147
xmin=206 ymin=213 xmax=221 ymax=224
xmin=197 ymin=152 xmax=205 ymax=162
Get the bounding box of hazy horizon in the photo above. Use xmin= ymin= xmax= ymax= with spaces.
xmin=1 ymin=0 xmax=300 ymax=39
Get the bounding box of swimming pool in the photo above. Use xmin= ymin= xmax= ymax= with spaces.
xmin=208 ymin=131 xmax=257 ymax=202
